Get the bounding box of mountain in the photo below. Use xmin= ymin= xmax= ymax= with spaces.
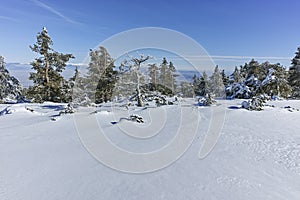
xmin=6 ymin=63 xmax=87 ymax=88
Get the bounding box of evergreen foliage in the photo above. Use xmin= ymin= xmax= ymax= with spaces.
xmin=85 ymin=46 xmax=116 ymax=103
xmin=226 ymin=60 xmax=291 ymax=99
xmin=0 ymin=56 xmax=24 ymax=103
xmin=27 ymin=27 xmax=74 ymax=103
xmin=288 ymin=47 xmax=300 ymax=98
xmin=209 ymin=65 xmax=225 ymax=97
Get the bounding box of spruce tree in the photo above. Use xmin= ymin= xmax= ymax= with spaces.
xmin=159 ymin=57 xmax=168 ymax=87
xmin=221 ymin=69 xmax=229 ymax=87
xmin=180 ymin=81 xmax=194 ymax=97
xmin=288 ymin=47 xmax=300 ymax=98
xmin=70 ymin=67 xmax=91 ymax=105
xmin=85 ymin=47 xmax=116 ymax=103
xmin=148 ymin=63 xmax=159 ymax=90
xmin=231 ymin=66 xmax=242 ymax=83
xmin=166 ymin=61 xmax=177 ymax=93
xmin=209 ymin=66 xmax=225 ymax=97
xmin=0 ymin=56 xmax=24 ymax=103
xmin=27 ymin=27 xmax=74 ymax=103
xmin=199 ymin=71 xmax=209 ymax=96
xmin=193 ymin=74 xmax=200 ymax=96
xmin=260 ymin=63 xmax=291 ymax=98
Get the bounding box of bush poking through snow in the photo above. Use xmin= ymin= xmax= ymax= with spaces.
xmin=59 ymin=104 xmax=75 ymax=115
xmin=129 ymin=114 xmax=144 ymax=123
xmin=242 ymin=96 xmax=266 ymax=111
xmin=111 ymin=114 xmax=145 ymax=124
xmin=0 ymin=106 xmax=12 ymax=116
xmin=198 ymin=94 xmax=216 ymax=106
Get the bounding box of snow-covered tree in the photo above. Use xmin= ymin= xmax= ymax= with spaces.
xmin=0 ymin=56 xmax=24 ymax=103
xmin=159 ymin=57 xmax=168 ymax=86
xmin=166 ymin=61 xmax=178 ymax=93
xmin=193 ymin=71 xmax=209 ymax=97
xmin=180 ymin=81 xmax=194 ymax=97
xmin=221 ymin=69 xmax=229 ymax=87
xmin=193 ymin=74 xmax=200 ymax=96
xmin=155 ymin=57 xmax=176 ymax=96
xmin=209 ymin=65 xmax=225 ymax=97
xmin=27 ymin=27 xmax=74 ymax=103
xmin=259 ymin=64 xmax=291 ymax=98
xmin=242 ymin=96 xmax=266 ymax=111
xmin=288 ymin=47 xmax=300 ymax=98
xmin=148 ymin=63 xmax=159 ymax=90
xmin=117 ymin=55 xmax=150 ymax=106
xmin=226 ymin=60 xmax=291 ymax=99
xmin=70 ymin=67 xmax=91 ymax=106
xmin=199 ymin=71 xmax=209 ymax=97
xmin=85 ymin=46 xmax=116 ymax=103
xmin=230 ymin=66 xmax=242 ymax=83
xmin=226 ymin=82 xmax=251 ymax=99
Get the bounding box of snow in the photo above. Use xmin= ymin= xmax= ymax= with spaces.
xmin=1 ymin=99 xmax=300 ymax=199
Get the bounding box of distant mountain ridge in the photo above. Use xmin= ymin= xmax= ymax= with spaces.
xmin=6 ymin=63 xmax=202 ymax=88
xmin=6 ymin=63 xmax=85 ymax=88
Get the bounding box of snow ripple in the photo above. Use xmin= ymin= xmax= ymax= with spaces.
xmin=236 ymin=135 xmax=300 ymax=175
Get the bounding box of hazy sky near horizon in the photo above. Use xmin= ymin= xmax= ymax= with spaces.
xmin=0 ymin=0 xmax=299 ymax=70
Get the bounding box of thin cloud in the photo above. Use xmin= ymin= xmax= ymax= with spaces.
xmin=165 ymin=55 xmax=291 ymax=61
xmin=0 ymin=15 xmax=18 ymax=22
xmin=31 ymin=0 xmax=80 ymax=25
xmin=210 ymin=55 xmax=290 ymax=61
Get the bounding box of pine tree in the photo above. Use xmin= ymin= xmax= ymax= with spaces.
xmin=230 ymin=66 xmax=242 ymax=83
xmin=221 ymin=69 xmax=229 ymax=87
xmin=159 ymin=57 xmax=168 ymax=86
xmin=69 ymin=67 xmax=91 ymax=105
xmin=246 ymin=59 xmax=261 ymax=79
xmin=68 ymin=67 xmax=79 ymax=102
xmin=0 ymin=56 xmax=24 ymax=103
xmin=227 ymin=60 xmax=291 ymax=99
xmin=27 ymin=27 xmax=74 ymax=103
xmin=116 ymin=55 xmax=150 ymax=106
xmin=148 ymin=63 xmax=159 ymax=90
xmin=85 ymin=47 xmax=116 ymax=103
xmin=199 ymin=71 xmax=209 ymax=96
xmin=209 ymin=66 xmax=225 ymax=97
xmin=180 ymin=81 xmax=194 ymax=97
xmin=260 ymin=63 xmax=291 ymax=98
xmin=166 ymin=61 xmax=177 ymax=93
xmin=288 ymin=47 xmax=300 ymax=98
xmin=193 ymin=74 xmax=200 ymax=96
xmin=157 ymin=58 xmax=177 ymax=96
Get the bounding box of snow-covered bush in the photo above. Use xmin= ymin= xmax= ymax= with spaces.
xmin=59 ymin=103 xmax=76 ymax=115
xmin=242 ymin=95 xmax=266 ymax=111
xmin=129 ymin=114 xmax=144 ymax=123
xmin=198 ymin=94 xmax=216 ymax=106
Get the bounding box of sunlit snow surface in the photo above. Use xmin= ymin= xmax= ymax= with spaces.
xmin=0 ymin=99 xmax=300 ymax=200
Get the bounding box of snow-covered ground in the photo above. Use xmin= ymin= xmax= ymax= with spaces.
xmin=0 ymin=99 xmax=300 ymax=200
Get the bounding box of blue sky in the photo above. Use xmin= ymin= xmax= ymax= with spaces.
xmin=0 ymin=0 xmax=299 ymax=70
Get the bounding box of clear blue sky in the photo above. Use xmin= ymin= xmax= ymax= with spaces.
xmin=0 ymin=0 xmax=299 ymax=70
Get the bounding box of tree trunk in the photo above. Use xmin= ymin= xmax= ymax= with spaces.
xmin=45 ymin=58 xmax=50 ymax=100
xmin=136 ymin=72 xmax=143 ymax=107
xmin=45 ymin=59 xmax=49 ymax=84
